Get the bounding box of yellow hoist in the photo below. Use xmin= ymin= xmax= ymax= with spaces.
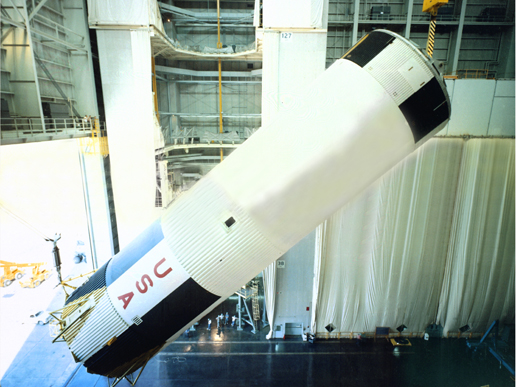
xmin=422 ymin=0 xmax=448 ymax=57
xmin=0 ymin=260 xmax=50 ymax=288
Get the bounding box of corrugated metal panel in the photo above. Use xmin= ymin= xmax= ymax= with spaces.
xmin=63 ymin=287 xmax=106 ymax=345
xmin=365 ymin=38 xmax=433 ymax=106
xmin=161 ymin=175 xmax=284 ymax=297
xmin=70 ymin=292 xmax=129 ymax=362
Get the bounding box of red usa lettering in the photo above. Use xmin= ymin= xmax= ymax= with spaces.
xmin=117 ymin=258 xmax=172 ymax=310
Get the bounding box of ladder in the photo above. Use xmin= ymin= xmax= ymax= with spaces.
xmin=251 ymin=280 xmax=260 ymax=321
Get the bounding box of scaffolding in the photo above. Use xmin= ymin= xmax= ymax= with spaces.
xmin=79 ymin=118 xmax=109 ymax=157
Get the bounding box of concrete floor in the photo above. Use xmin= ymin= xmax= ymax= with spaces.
xmin=1 ymin=278 xmax=514 ymax=387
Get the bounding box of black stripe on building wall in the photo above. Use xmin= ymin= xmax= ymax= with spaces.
xmin=398 ymin=77 xmax=450 ymax=143
xmin=342 ymin=31 xmax=395 ymax=68
xmin=84 ymin=277 xmax=220 ymax=377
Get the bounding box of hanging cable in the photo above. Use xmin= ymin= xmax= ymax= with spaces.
xmin=422 ymin=0 xmax=448 ymax=58
xmin=0 ymin=201 xmax=50 ymax=241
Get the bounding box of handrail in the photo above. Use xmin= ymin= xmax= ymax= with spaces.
xmin=32 ymin=13 xmax=85 ymax=45
xmin=444 ymin=69 xmax=495 ymax=79
xmin=0 ymin=117 xmax=106 ymax=144
xmin=166 ymin=127 xmax=257 ymax=146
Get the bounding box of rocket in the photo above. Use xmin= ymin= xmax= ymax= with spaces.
xmin=56 ymin=30 xmax=451 ymax=379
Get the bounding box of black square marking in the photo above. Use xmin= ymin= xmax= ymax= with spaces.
xmin=225 ymin=217 xmax=236 ymax=228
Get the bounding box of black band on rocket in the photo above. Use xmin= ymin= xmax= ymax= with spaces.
xmin=342 ymin=30 xmax=450 ymax=144
xmin=84 ymin=277 xmax=219 ymax=377
xmin=399 ymin=78 xmax=449 ymax=143
xmin=342 ymin=31 xmax=395 ymax=67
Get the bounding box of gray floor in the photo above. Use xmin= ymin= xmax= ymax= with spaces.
xmin=1 ymin=297 xmax=515 ymax=387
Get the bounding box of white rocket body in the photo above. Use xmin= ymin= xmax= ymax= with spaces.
xmin=59 ymin=30 xmax=451 ymax=377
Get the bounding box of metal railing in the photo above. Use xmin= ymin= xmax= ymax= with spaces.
xmin=1 ymin=117 xmax=102 ymax=144
xmin=444 ymin=69 xmax=496 ymax=79
xmin=165 ymin=127 xmax=257 ymax=146
xmin=328 ymin=13 xmax=513 ymax=24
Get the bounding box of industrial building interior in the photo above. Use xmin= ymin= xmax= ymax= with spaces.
xmin=0 ymin=0 xmax=514 ymax=386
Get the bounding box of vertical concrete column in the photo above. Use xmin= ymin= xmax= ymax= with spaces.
xmin=262 ymin=0 xmax=329 ymax=121
xmin=96 ymin=29 xmax=161 ymax=247
xmin=79 ymin=151 xmax=116 ymax=266
xmin=261 ymin=0 xmax=329 ymax=337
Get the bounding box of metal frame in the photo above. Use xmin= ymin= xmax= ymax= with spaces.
xmin=0 ymin=117 xmax=96 ymax=145
xmin=106 ymin=359 xmax=150 ymax=387
xmin=466 ymin=320 xmax=515 ymax=376
xmin=1 ymin=0 xmax=92 ymax=139
xmin=49 ymin=296 xmax=94 ymax=343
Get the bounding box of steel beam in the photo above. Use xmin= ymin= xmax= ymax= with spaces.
xmin=28 ymin=0 xmax=50 ymax=21
xmin=155 ymin=66 xmax=262 ymax=78
xmin=1 ymin=16 xmax=25 ymax=30
xmin=31 ymin=28 xmax=87 ymax=52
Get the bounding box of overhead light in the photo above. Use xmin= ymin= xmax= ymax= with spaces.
xmin=396 ymin=324 xmax=407 ymax=333
xmin=459 ymin=324 xmax=470 ymax=333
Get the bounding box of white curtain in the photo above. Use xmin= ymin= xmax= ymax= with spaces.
xmin=313 ymin=138 xmax=514 ymax=335
xmin=437 ymin=139 xmax=515 ymax=334
xmin=310 ymin=222 xmax=326 ymax=334
xmin=87 ymin=0 xmax=164 ymax=30
xmin=263 ymin=262 xmax=277 ymax=339
xmin=310 ymin=0 xmax=327 ymax=28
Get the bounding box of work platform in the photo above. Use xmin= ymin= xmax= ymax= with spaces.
xmin=0 ymin=118 xmax=102 ymax=146
xmin=150 ymin=27 xmax=263 ymax=62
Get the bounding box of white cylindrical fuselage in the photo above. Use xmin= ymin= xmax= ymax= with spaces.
xmin=61 ymin=30 xmax=450 ymax=377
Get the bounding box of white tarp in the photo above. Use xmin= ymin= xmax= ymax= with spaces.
xmin=314 ymin=138 xmax=514 ymax=336
xmin=263 ymin=263 xmax=277 ymax=339
xmin=263 ymin=0 xmax=327 ymax=29
xmin=437 ymin=139 xmax=515 ymax=334
xmin=87 ymin=0 xmax=164 ymax=30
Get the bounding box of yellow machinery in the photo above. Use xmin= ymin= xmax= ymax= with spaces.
xmin=19 ymin=263 xmax=51 ymax=288
xmin=59 ymin=270 xmax=96 ymax=299
xmin=0 ymin=260 xmax=49 ymax=287
xmin=422 ymin=0 xmax=449 ymax=57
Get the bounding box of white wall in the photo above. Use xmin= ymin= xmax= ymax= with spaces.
xmin=0 ymin=140 xmax=112 ymax=275
xmin=274 ymin=231 xmax=316 ymax=335
xmin=439 ymin=79 xmax=515 ymax=137
xmin=261 ymin=0 xmax=329 ymax=338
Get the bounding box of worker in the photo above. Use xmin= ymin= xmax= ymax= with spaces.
xmin=207 ymin=318 xmax=211 ymax=330
xmin=225 ymin=312 xmax=229 ymax=325
xmin=232 ymin=315 xmax=237 ymax=327
xmin=356 ymin=333 xmax=362 ymax=347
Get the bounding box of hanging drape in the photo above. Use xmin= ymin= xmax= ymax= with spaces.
xmin=313 ymin=138 xmax=514 ymax=335
xmin=437 ymin=139 xmax=515 ymax=334
xmin=310 ymin=222 xmax=327 ymax=335
xmin=87 ymin=0 xmax=163 ymax=30
xmin=263 ymin=262 xmax=277 ymax=339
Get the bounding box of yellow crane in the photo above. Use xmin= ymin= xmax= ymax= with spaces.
xmin=0 ymin=260 xmax=50 ymax=288
xmin=0 ymin=201 xmax=63 ymax=288
xmin=422 ymin=0 xmax=448 ymax=57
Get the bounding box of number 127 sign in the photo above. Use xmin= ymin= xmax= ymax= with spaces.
xmin=281 ymin=32 xmax=293 ymax=41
